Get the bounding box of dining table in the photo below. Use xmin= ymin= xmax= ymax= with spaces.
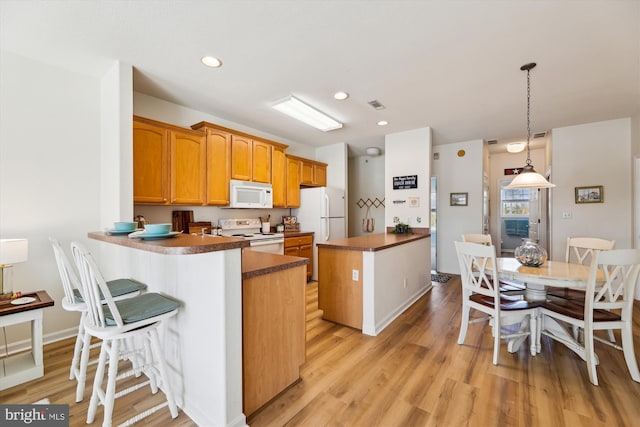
xmin=496 ymin=257 xmax=597 ymax=360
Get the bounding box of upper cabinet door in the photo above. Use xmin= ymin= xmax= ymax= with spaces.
xmin=170 ymin=129 xmax=206 ymax=204
xmin=300 ymin=161 xmax=314 ymax=185
xmin=252 ymin=140 xmax=272 ymax=183
xmin=133 ymin=120 xmax=169 ymax=204
xmin=205 ymin=129 xmax=231 ymax=205
xmin=272 ymin=146 xmax=286 ymax=207
xmin=231 ymin=135 xmax=252 ymax=181
xmin=286 ymin=156 xmax=301 ymax=208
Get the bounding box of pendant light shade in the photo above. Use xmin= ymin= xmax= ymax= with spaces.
xmin=506 ymin=63 xmax=555 ymax=189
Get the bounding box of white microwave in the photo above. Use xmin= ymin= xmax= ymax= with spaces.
xmin=229 ymin=180 xmax=273 ymax=209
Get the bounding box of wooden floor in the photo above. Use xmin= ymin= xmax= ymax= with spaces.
xmin=3 ymin=276 xmax=640 ymax=426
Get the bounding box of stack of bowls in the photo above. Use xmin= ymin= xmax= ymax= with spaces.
xmin=144 ymin=223 xmax=172 ymax=235
xmin=113 ymin=222 xmax=137 ymax=232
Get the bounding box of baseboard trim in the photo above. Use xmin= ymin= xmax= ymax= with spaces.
xmin=0 ymin=326 xmax=77 ymax=357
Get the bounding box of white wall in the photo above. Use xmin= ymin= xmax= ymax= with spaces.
xmin=432 ymin=139 xmax=484 ymax=274
xmin=384 ymin=128 xmax=431 ymax=230
xmin=100 ymin=61 xmax=133 ymax=228
xmin=348 ymin=154 xmax=385 ymax=237
xmin=551 ymin=118 xmax=632 ymax=259
xmin=0 ymin=51 xmax=103 ymax=345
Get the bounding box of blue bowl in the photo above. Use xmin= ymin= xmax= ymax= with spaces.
xmin=113 ymin=222 xmax=137 ymax=232
xmin=144 ymin=223 xmax=172 ymax=235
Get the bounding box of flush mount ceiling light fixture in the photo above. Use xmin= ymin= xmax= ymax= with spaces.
xmin=506 ymin=63 xmax=555 ymax=189
xmin=377 ymin=120 xmax=388 ymax=126
xmin=201 ymin=56 xmax=222 ymax=68
xmin=333 ymin=91 xmax=349 ymax=100
xmin=506 ymin=142 xmax=526 ymax=153
xmin=366 ymin=147 xmax=381 ymax=156
xmin=272 ymin=96 xmax=343 ymax=132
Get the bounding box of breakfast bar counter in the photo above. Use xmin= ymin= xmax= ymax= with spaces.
xmin=88 ymin=231 xmax=249 ymax=427
xmin=316 ymin=231 xmax=431 ymax=336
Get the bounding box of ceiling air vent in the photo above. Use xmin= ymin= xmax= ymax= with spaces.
xmin=533 ymin=132 xmax=546 ymax=138
xmin=487 ymin=139 xmax=497 ymax=144
xmin=368 ymin=100 xmax=385 ymax=110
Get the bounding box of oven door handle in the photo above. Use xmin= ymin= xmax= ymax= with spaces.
xmin=250 ymin=239 xmax=285 ymax=246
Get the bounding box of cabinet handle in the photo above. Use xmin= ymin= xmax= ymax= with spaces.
xmin=163 ymin=198 xmax=167 ymax=202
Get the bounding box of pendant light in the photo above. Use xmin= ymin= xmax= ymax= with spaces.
xmin=506 ymin=63 xmax=555 ymax=189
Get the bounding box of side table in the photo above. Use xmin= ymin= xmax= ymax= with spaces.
xmin=0 ymin=290 xmax=54 ymax=391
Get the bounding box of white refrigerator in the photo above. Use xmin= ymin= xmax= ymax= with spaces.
xmin=293 ymin=186 xmax=346 ymax=281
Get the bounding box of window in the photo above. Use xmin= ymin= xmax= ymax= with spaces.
xmin=501 ymin=188 xmax=530 ymax=217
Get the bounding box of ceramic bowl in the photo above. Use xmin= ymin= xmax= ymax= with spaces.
xmin=113 ymin=222 xmax=137 ymax=232
xmin=144 ymin=223 xmax=172 ymax=235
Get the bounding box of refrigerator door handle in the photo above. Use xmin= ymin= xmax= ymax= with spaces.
xmin=324 ymin=193 xmax=330 ymax=218
xmin=324 ymin=217 xmax=330 ymax=241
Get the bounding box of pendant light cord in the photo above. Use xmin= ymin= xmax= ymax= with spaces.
xmin=526 ymin=66 xmax=532 ymax=167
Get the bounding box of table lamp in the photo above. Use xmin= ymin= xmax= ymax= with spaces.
xmin=0 ymin=238 xmax=28 ymax=298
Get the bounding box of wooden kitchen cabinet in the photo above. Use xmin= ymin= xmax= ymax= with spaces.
xmin=300 ymin=159 xmax=328 ymax=187
xmin=230 ymin=136 xmax=273 ymax=183
xmin=271 ymin=146 xmax=287 ymax=207
xmin=252 ymin=140 xmax=271 ymax=183
xmin=284 ymin=233 xmax=314 ymax=281
xmin=286 ymin=155 xmax=301 ymax=208
xmin=231 ymin=135 xmax=253 ymax=181
xmin=133 ymin=119 xmax=169 ymax=204
xmin=204 ymin=128 xmax=231 ymax=205
xmin=242 ymin=251 xmax=306 ymax=417
xmin=134 ymin=116 xmax=205 ymax=205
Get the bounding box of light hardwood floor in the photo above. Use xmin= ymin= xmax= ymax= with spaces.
xmin=2 ymin=277 xmax=640 ymax=426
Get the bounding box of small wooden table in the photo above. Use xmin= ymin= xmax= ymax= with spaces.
xmin=0 ymin=290 xmax=54 ymax=391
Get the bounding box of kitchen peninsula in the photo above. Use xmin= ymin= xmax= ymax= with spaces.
xmin=317 ymin=231 xmax=431 ymax=336
xmin=88 ymin=232 xmax=247 ymax=427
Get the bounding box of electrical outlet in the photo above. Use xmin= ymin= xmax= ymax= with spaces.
xmin=562 ymin=212 xmax=572 ymax=219
xmin=352 ymin=269 xmax=359 ymax=281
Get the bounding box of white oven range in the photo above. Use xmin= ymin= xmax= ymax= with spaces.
xmin=218 ymin=218 xmax=284 ymax=254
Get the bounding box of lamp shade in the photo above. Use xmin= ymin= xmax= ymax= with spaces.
xmin=505 ymin=166 xmax=555 ymax=189
xmin=0 ymin=239 xmax=29 ymax=265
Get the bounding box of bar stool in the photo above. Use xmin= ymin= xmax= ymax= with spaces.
xmin=50 ymin=237 xmax=147 ymax=402
xmin=71 ymin=241 xmax=180 ymax=426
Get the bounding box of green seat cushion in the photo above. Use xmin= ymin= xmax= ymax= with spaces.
xmin=104 ymin=293 xmax=180 ymax=326
xmin=74 ymin=278 xmax=147 ymax=303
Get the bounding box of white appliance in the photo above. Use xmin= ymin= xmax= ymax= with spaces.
xmin=219 ymin=218 xmax=284 ymax=254
xmin=293 ymin=186 xmax=346 ymax=281
xmin=228 ymin=180 xmax=273 ymax=209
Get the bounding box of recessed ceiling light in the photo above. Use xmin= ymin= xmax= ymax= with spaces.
xmin=201 ymin=56 xmax=222 ymax=68
xmin=377 ymin=120 xmax=388 ymax=126
xmin=334 ymin=91 xmax=349 ymax=100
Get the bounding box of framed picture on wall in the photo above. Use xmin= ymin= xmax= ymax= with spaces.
xmin=450 ymin=192 xmax=468 ymax=206
xmin=575 ymin=186 xmax=603 ymax=204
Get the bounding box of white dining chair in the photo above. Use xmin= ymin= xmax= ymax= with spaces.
xmin=71 ymin=241 xmax=180 ymax=426
xmin=461 ymin=234 xmax=526 ymax=295
xmin=50 ymin=237 xmax=147 ymax=402
xmin=540 ymin=248 xmax=640 ymax=386
xmin=548 ymin=236 xmax=616 ymax=341
xmin=455 ymin=241 xmax=540 ymax=365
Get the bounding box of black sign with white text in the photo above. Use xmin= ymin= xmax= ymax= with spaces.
xmin=393 ymin=175 xmax=418 ymax=189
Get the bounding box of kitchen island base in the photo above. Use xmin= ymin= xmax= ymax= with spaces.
xmin=318 ymin=232 xmax=431 ymax=336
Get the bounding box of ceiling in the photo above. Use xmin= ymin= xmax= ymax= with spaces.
xmin=1 ymin=1 xmax=638 ymax=157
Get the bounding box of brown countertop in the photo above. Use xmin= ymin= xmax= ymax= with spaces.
xmin=283 ymin=231 xmax=314 ymax=238
xmin=315 ymin=231 xmax=430 ymax=252
xmin=89 ymin=232 xmax=250 ymax=255
xmin=242 ymin=250 xmax=309 ymax=279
